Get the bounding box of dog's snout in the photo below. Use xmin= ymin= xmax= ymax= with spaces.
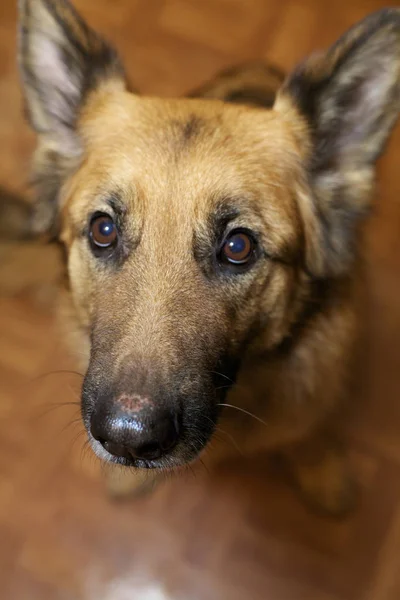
xmin=90 ymin=394 xmax=180 ymax=465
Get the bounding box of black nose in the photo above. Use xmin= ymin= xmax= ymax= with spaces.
xmin=90 ymin=402 xmax=180 ymax=464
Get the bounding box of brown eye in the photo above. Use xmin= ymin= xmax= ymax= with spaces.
xmin=89 ymin=214 xmax=118 ymax=249
xmin=221 ymin=230 xmax=254 ymax=265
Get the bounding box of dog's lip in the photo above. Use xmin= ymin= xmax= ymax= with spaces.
xmin=88 ymin=434 xmax=159 ymax=468
xmin=86 ymin=429 xmax=203 ymax=470
xmin=82 ymin=396 xmax=218 ymax=468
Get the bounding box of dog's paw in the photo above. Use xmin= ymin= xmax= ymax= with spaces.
xmin=293 ymin=456 xmax=358 ymax=517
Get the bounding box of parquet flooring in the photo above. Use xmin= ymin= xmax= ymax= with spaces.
xmin=1 ymin=1 xmax=400 ymax=599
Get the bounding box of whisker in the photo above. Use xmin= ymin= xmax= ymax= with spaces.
xmin=99 ymin=457 xmax=112 ymax=478
xmin=30 ymin=400 xmax=81 ymax=421
xmin=80 ymin=438 xmax=94 ymax=467
xmin=69 ymin=429 xmax=87 ymax=458
xmin=202 ymin=413 xmax=243 ymax=456
xmin=15 ymin=369 xmax=85 ymax=395
xmin=217 ymin=403 xmax=268 ymax=428
xmin=199 ymin=457 xmax=210 ymax=477
xmin=202 ymin=414 xmax=216 ymax=427
xmin=32 ymin=369 xmax=85 ymax=382
xmin=188 ymin=463 xmax=197 ymax=481
xmin=208 ymin=371 xmax=235 ymax=385
xmin=215 ymin=426 xmax=243 ymax=455
xmin=60 ymin=416 xmax=83 ymax=436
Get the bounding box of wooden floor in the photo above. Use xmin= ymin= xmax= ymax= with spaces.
xmin=1 ymin=0 xmax=400 ymax=599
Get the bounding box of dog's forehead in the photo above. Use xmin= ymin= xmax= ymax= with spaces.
xmin=72 ymin=90 xmax=301 ymax=224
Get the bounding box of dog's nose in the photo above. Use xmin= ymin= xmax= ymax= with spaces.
xmin=90 ymin=398 xmax=180 ymax=463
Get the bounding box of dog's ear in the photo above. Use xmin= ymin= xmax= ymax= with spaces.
xmin=275 ymin=9 xmax=400 ymax=277
xmin=18 ymin=0 xmax=126 ymax=235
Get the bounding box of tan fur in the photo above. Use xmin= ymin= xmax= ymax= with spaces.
xmin=14 ymin=1 xmax=400 ymax=514
xmin=54 ymin=88 xmax=358 ymax=511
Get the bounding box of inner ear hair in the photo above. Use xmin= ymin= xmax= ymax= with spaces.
xmin=18 ymin=0 xmax=127 ymax=234
xmin=18 ymin=0 xmax=126 ymax=147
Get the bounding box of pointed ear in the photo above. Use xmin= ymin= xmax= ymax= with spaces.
xmin=18 ymin=0 xmax=126 ymax=234
xmin=275 ymin=8 xmax=400 ymax=276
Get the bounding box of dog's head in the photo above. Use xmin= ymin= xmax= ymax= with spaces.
xmin=18 ymin=0 xmax=400 ymax=468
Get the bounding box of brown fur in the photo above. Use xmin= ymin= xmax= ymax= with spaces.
xmin=14 ymin=1 xmax=400 ymax=515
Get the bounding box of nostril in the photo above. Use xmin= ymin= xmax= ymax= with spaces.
xmin=90 ymin=407 xmax=180 ymax=463
xmin=161 ymin=422 xmax=179 ymax=452
xmin=90 ymin=420 xmax=103 ymax=444
xmin=134 ymin=441 xmax=163 ymax=461
xmin=130 ymin=415 xmax=179 ymax=461
xmin=103 ymin=440 xmax=132 ymax=461
xmin=90 ymin=423 xmax=131 ymax=461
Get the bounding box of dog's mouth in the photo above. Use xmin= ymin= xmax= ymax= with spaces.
xmin=87 ymin=425 xmax=211 ymax=470
xmin=81 ymin=383 xmax=234 ymax=470
xmin=81 ymin=354 xmax=239 ymax=469
xmin=85 ymin=406 xmax=219 ymax=470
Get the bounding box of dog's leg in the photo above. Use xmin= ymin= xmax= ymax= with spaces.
xmin=104 ymin=466 xmax=162 ymax=500
xmin=280 ymin=430 xmax=357 ymax=517
xmin=196 ymin=421 xmax=357 ymax=517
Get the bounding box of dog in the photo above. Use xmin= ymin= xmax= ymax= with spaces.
xmin=16 ymin=0 xmax=400 ymax=515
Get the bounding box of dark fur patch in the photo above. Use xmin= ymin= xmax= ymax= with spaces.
xmin=269 ymin=277 xmax=335 ymax=358
xmin=83 ymin=191 xmax=141 ymax=268
xmin=0 ymin=187 xmax=34 ymax=240
xmin=182 ymin=115 xmax=203 ymax=143
xmin=286 ymin=8 xmax=400 ymax=172
xmin=188 ymin=61 xmax=285 ymax=107
xmin=283 ymin=7 xmax=400 ymax=276
xmin=193 ymin=202 xmax=240 ymax=279
xmin=224 ymin=87 xmax=276 ymax=108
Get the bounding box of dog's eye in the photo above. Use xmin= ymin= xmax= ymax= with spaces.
xmin=220 ymin=230 xmax=255 ymax=266
xmin=89 ymin=214 xmax=118 ymax=249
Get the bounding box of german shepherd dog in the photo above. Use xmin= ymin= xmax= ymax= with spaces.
xmin=16 ymin=0 xmax=400 ymax=515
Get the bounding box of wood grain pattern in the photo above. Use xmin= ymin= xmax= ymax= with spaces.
xmin=1 ymin=1 xmax=400 ymax=599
